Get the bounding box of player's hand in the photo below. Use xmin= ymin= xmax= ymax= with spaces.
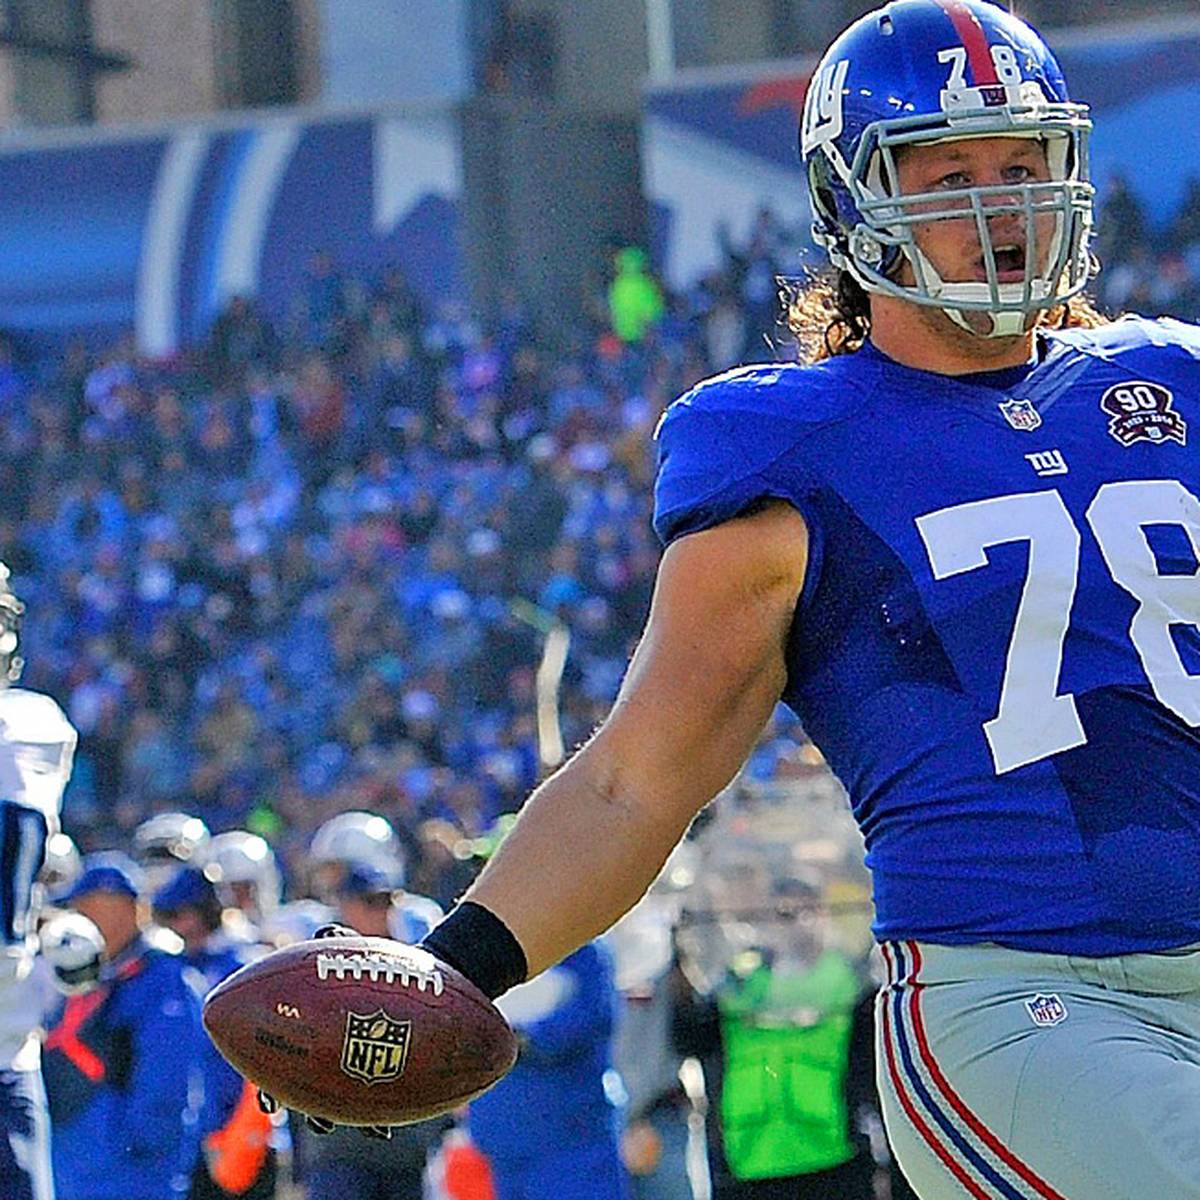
xmin=254 ymin=922 xmax=394 ymax=1141
xmin=621 ymin=1119 xmax=664 ymax=1176
xmin=312 ymin=922 xmax=359 ymax=940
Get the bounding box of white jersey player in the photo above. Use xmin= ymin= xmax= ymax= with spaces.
xmin=0 ymin=566 xmax=77 ymax=1200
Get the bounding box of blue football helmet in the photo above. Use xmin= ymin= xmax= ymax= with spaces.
xmin=801 ymin=0 xmax=1094 ymax=337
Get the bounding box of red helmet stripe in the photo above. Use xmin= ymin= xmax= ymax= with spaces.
xmin=937 ymin=0 xmax=1001 ymax=85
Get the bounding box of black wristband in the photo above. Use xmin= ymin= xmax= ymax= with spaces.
xmin=420 ymin=900 xmax=528 ymax=1000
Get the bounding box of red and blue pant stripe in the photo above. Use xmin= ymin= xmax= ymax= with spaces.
xmin=880 ymin=941 xmax=1069 ymax=1200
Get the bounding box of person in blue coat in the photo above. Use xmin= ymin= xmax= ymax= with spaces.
xmin=468 ymin=939 xmax=630 ymax=1200
xmin=42 ymin=855 xmax=205 ymax=1200
xmin=152 ymin=865 xmax=275 ymax=1200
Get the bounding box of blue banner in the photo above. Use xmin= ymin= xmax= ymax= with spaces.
xmin=0 ymin=108 xmax=462 ymax=352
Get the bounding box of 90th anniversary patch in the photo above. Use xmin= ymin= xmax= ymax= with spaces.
xmin=1101 ymin=380 xmax=1186 ymax=447
xmin=341 ymin=1009 xmax=412 ymax=1085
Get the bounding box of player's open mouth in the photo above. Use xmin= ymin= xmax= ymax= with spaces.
xmin=977 ymin=244 xmax=1027 ymax=282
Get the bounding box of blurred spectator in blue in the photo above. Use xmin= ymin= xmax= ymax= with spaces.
xmin=472 ymin=940 xmax=629 ymax=1200
xmin=152 ymin=867 xmax=275 ymax=1200
xmin=462 ymin=816 xmax=627 ymax=1199
xmin=1094 ymin=170 xmax=1147 ymax=267
xmin=302 ymin=249 xmax=349 ymax=349
xmin=206 ymin=295 xmax=275 ymax=385
xmin=716 ymin=208 xmax=786 ymax=359
xmin=0 ymin=335 xmax=25 ymax=413
xmin=300 ymin=861 xmax=447 ymax=1200
xmin=43 ymin=855 xmax=205 ymax=1200
xmin=1169 ymin=175 xmax=1200 ymax=253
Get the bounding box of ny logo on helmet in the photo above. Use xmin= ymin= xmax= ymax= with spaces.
xmin=801 ymin=58 xmax=850 ymax=155
xmin=340 ymin=1009 xmax=412 ymax=1085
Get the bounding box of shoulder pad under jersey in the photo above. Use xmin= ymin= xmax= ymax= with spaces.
xmin=0 ymin=689 xmax=76 ymax=820
xmin=653 ymin=359 xmax=870 ymax=546
xmin=1048 ymin=313 xmax=1200 ymax=363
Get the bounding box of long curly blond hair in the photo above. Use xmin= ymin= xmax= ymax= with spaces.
xmin=780 ymin=269 xmax=1112 ymax=364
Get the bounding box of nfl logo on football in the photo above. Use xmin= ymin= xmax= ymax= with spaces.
xmin=999 ymin=398 xmax=1042 ymax=432
xmin=1024 ymin=993 xmax=1068 ymax=1028
xmin=341 ymin=1009 xmax=412 ymax=1085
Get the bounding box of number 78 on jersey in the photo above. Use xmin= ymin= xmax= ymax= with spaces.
xmin=917 ymin=479 xmax=1200 ymax=774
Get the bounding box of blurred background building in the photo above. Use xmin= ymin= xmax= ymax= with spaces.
xmin=0 ymin=0 xmax=1196 ymax=126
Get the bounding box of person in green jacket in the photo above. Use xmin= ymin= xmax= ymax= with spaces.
xmin=608 ymin=247 xmax=664 ymax=344
xmin=674 ymin=939 xmax=877 ymax=1200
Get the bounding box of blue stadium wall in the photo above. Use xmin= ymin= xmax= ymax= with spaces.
xmin=0 ymin=106 xmax=462 ymax=353
xmin=644 ymin=16 xmax=1200 ymax=288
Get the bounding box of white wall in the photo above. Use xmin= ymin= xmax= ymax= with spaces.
xmin=318 ymin=0 xmax=472 ymax=107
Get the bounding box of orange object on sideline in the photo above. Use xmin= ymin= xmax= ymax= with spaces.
xmin=204 ymin=1079 xmax=271 ymax=1194
xmin=442 ymin=1129 xmax=496 ymax=1200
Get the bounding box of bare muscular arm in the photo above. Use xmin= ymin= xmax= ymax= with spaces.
xmin=464 ymin=500 xmax=809 ymax=976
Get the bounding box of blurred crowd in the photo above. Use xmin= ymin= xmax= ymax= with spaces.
xmin=0 ymin=165 xmax=1193 ymax=909
xmin=37 ymin=777 xmax=894 ymax=1200
xmin=0 ymin=215 xmax=818 ymax=910
xmin=1092 ymin=172 xmax=1200 ymax=321
xmin=4 ymin=173 xmax=1198 ymax=908
xmin=12 ymin=204 xmax=875 ymax=1196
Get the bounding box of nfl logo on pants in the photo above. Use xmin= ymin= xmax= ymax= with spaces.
xmin=1024 ymin=993 xmax=1068 ymax=1027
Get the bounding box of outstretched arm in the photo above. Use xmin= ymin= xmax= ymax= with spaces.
xmin=462 ymin=499 xmax=809 ymax=977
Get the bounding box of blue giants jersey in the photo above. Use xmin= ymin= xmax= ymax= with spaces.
xmin=654 ymin=315 xmax=1200 ymax=957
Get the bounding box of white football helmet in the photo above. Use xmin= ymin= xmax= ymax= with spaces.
xmin=309 ymin=811 xmax=405 ymax=889
xmin=40 ymin=911 xmax=105 ymax=995
xmin=133 ymin=812 xmax=211 ymax=894
xmin=206 ymin=830 xmax=281 ymax=920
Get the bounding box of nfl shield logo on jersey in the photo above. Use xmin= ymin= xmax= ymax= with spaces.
xmin=1024 ymin=993 xmax=1068 ymax=1027
xmin=999 ymin=398 xmax=1042 ymax=431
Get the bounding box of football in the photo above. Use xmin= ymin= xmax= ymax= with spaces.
xmin=202 ymin=935 xmax=518 ymax=1126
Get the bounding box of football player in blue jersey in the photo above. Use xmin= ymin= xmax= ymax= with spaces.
xmin=0 ymin=565 xmax=77 ymax=1200
xmin=258 ymin=2 xmax=1200 ymax=1195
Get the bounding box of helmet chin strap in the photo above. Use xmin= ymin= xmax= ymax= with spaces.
xmin=906 ymin=245 xmax=1047 ymax=339
xmin=942 ymin=303 xmax=1032 ymax=339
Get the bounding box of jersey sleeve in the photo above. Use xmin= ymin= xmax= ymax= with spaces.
xmin=0 ymin=690 xmax=76 ymax=823
xmin=652 ymin=364 xmax=834 ymax=547
xmin=657 ymin=362 xmax=854 ymax=549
